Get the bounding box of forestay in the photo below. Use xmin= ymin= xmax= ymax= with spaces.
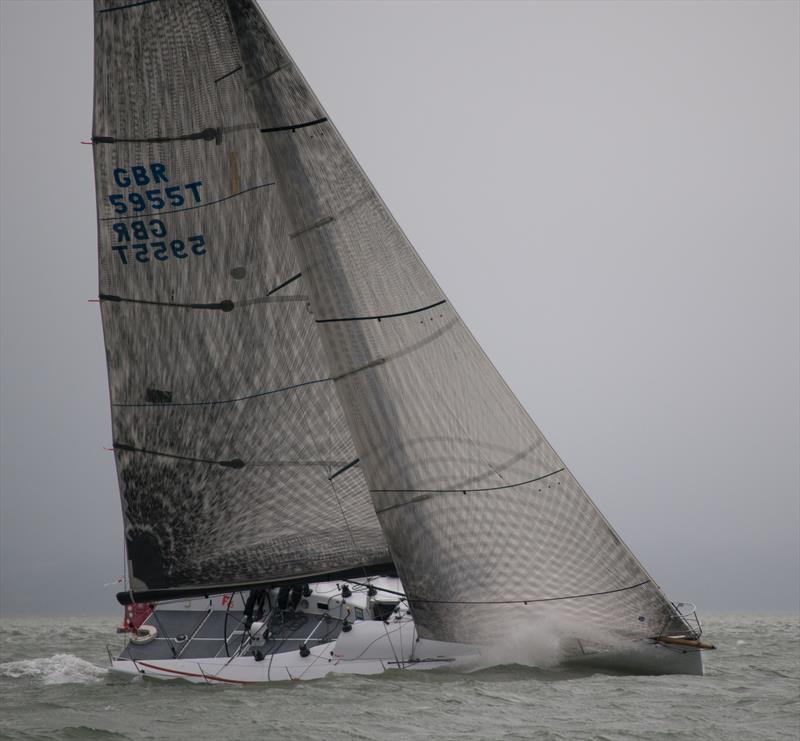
xmin=92 ymin=0 xmax=391 ymax=600
xmin=229 ymin=0 xmax=689 ymax=644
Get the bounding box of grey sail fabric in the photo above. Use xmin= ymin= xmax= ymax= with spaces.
xmin=92 ymin=0 xmax=391 ymax=598
xmin=228 ymin=0 xmax=690 ymax=645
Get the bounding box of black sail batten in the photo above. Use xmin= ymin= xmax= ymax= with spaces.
xmin=115 ymin=561 xmax=397 ymax=606
xmin=228 ymin=0 xmax=691 ymax=645
xmin=92 ymin=0 xmax=391 ymax=596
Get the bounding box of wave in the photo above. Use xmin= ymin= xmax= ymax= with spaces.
xmin=0 ymin=653 xmax=107 ymax=685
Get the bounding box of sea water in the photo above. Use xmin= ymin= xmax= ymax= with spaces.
xmin=0 ymin=614 xmax=797 ymax=740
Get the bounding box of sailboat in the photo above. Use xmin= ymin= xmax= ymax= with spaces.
xmin=91 ymin=0 xmax=714 ymax=684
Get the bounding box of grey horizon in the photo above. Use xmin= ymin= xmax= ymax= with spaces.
xmin=0 ymin=0 xmax=797 ymax=618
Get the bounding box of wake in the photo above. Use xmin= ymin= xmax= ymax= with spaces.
xmin=0 ymin=653 xmax=107 ymax=685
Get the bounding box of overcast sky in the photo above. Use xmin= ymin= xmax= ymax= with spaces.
xmin=1 ymin=0 xmax=797 ymax=618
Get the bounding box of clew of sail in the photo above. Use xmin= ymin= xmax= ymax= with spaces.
xmin=92 ymin=0 xmax=391 ymax=601
xmin=229 ymin=0 xmax=691 ymax=646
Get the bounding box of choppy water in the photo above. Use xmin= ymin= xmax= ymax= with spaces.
xmin=0 ymin=614 xmax=797 ymax=740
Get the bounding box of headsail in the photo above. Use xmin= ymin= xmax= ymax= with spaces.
xmin=230 ymin=0 xmax=690 ymax=644
xmin=92 ymin=0 xmax=391 ymax=602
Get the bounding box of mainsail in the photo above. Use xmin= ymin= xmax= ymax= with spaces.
xmin=92 ymin=0 xmax=391 ymax=601
xmin=94 ymin=0 xmax=688 ymax=646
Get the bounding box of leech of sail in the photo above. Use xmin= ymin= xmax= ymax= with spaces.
xmin=100 ymin=181 xmax=275 ymax=221
xmin=260 ymin=117 xmax=328 ymax=133
xmin=317 ymin=299 xmax=447 ymax=324
xmin=406 ymin=580 xmax=652 ymax=605
xmin=112 ymin=377 xmax=332 ymax=408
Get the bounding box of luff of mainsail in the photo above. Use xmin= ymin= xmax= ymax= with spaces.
xmin=92 ymin=0 xmax=392 ymax=603
xmin=230 ymin=0 xmax=691 ymax=646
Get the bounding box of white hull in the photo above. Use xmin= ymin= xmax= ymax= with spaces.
xmin=110 ymin=605 xmax=704 ymax=685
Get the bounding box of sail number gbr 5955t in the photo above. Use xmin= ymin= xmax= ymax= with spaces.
xmin=105 ymin=162 xmax=206 ymax=266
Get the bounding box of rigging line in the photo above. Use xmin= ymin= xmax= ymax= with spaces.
xmin=327 ymin=472 xmax=366 ymax=567
xmin=112 ymin=377 xmax=332 ymax=408
xmin=113 ymin=442 xmax=245 ymax=469
xmin=328 ymin=471 xmax=402 ymax=668
xmin=325 ymin=472 xmax=387 ymax=641
xmin=148 ymin=609 xmax=178 ymax=658
xmin=222 ymin=591 xmax=240 ymax=658
xmin=344 ymin=580 xmax=406 ymax=600
xmin=373 ymin=467 xmax=565 ymax=497
xmin=406 ymin=580 xmax=652 ymax=605
xmin=316 ymin=299 xmax=447 ymax=324
xmin=99 ymin=181 xmax=275 ymax=221
xmin=343 ymin=624 xmax=404 ymax=663
xmin=260 ymin=117 xmax=328 ymax=134
xmin=97 ymin=0 xmax=158 ymax=12
xmin=175 ymin=608 xmax=213 ymax=660
xmin=93 ymin=127 xmax=220 ymax=145
xmin=388 ymin=313 xmax=506 ymax=489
